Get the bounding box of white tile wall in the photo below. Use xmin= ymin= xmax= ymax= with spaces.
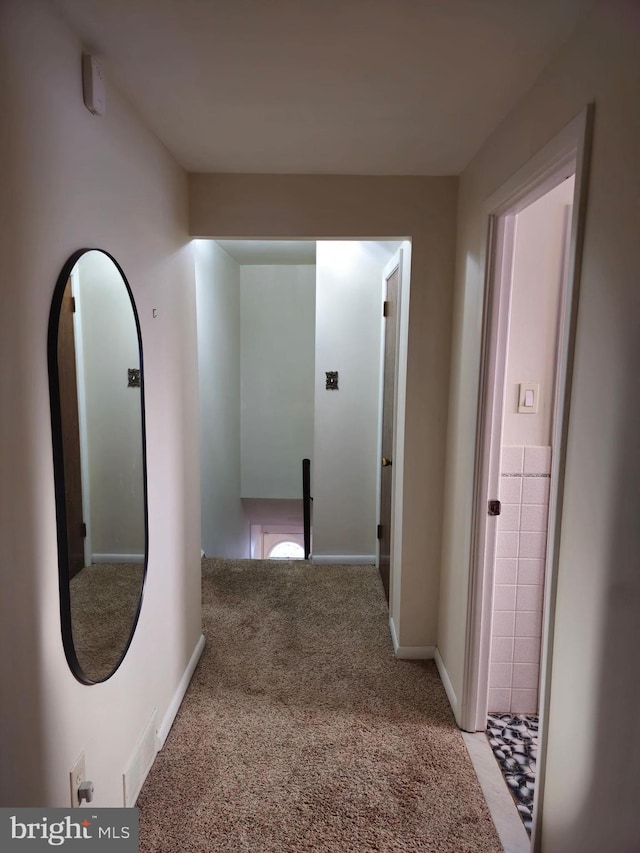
xmin=516 ymin=584 xmax=544 ymax=611
xmin=498 ymin=503 xmax=521 ymax=531
xmin=514 ymin=637 xmax=540 ymax=664
xmin=492 ymin=611 xmax=516 ymax=637
xmin=524 ymin=446 xmax=551 ymax=475
xmin=492 ymin=637 xmax=514 ymax=662
xmin=489 ymin=688 xmax=512 ymax=711
xmin=517 ymin=558 xmax=545 ymax=585
xmin=495 ymin=558 xmax=517 ymax=584
xmin=512 ymin=663 xmax=539 ymax=689
xmin=520 ymin=504 xmax=548 ymax=531
xmin=500 ymin=476 xmax=522 ymax=504
xmin=519 ymin=530 xmax=547 ymax=559
xmin=489 ymin=445 xmax=551 ymax=714
xmin=511 ymin=688 xmax=538 ymax=714
xmin=494 ymin=584 xmax=517 ymax=610
xmin=496 ymin=530 xmax=519 ymax=558
xmin=490 ymin=662 xmax=513 ymax=688
xmin=522 ymin=477 xmax=550 ymax=504
xmin=501 ymin=446 xmax=524 ymax=474
xmin=515 ymin=609 xmax=543 ymax=638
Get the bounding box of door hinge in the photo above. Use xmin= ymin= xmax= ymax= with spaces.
xmin=71 ymin=296 xmax=76 ymax=313
xmin=377 ymin=524 xmax=383 ymax=540
xmin=488 ymin=500 xmax=501 ymax=517
xmin=383 ymin=300 xmax=390 ymax=317
xmin=81 ymin=522 xmax=87 ymax=538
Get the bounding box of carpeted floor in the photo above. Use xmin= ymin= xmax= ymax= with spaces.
xmin=70 ymin=562 xmax=144 ymax=681
xmin=137 ymin=559 xmax=502 ymax=852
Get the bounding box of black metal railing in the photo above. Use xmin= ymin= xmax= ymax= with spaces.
xmin=302 ymin=458 xmax=311 ymax=560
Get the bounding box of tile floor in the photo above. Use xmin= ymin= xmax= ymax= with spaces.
xmin=486 ymin=713 xmax=538 ymax=836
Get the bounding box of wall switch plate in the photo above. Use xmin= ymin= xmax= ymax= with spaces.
xmin=70 ymin=752 xmax=86 ymax=807
xmin=325 ymin=371 xmax=339 ymax=390
xmin=518 ymin=382 xmax=539 ymax=414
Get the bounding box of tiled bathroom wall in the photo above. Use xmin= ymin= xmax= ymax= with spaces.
xmin=488 ymin=445 xmax=551 ymax=714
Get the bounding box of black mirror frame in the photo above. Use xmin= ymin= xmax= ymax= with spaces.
xmin=47 ymin=248 xmax=149 ymax=685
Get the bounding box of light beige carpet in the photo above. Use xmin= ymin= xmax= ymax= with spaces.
xmin=137 ymin=559 xmax=501 ymax=852
xmin=70 ymin=562 xmax=144 ymax=682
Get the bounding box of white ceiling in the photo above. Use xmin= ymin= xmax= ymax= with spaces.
xmin=215 ymin=240 xmax=316 ymax=265
xmin=53 ymin=0 xmax=595 ymax=175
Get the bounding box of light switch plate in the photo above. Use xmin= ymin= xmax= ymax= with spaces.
xmin=518 ymin=382 xmax=539 ymax=414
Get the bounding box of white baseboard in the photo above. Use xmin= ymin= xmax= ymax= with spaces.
xmin=92 ymin=553 xmax=145 ymax=564
xmin=156 ymin=634 xmax=205 ymax=749
xmin=395 ymin=644 xmax=436 ymax=659
xmin=434 ymin=647 xmax=458 ymax=717
xmin=311 ymin=554 xmax=376 ymax=565
xmin=389 ymin=616 xmax=400 ymax=652
xmin=388 ymin=617 xmax=435 ymax=659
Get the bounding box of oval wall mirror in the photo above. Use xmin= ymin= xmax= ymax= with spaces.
xmin=48 ymin=249 xmax=148 ymax=684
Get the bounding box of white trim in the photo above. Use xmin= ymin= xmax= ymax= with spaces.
xmin=394 ymin=645 xmax=436 ymax=660
xmin=462 ymin=106 xmax=592 ymax=735
xmin=531 ymin=105 xmax=594 ymax=853
xmin=389 ymin=619 xmax=435 ymax=659
xmin=462 ymin=732 xmax=531 ymax=853
xmin=390 ymin=243 xmax=412 ymax=620
xmin=434 ymin=647 xmax=458 ymax=716
xmin=92 ymin=553 xmax=145 ymax=564
xmin=389 ymin=615 xmax=400 ymax=652
xmin=461 ymin=105 xmax=594 ymax=853
xmin=156 ymin=634 xmax=206 ymax=749
xmin=311 ymin=554 xmax=376 ymax=565
xmin=462 ymin=212 xmax=517 ymax=733
xmin=376 ymin=250 xmax=402 ymax=579
xmin=70 ymin=268 xmax=92 ymax=568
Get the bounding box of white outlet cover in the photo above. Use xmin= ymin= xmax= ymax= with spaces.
xmin=69 ymin=751 xmax=86 ymax=807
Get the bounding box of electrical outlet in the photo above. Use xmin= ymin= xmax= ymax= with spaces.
xmin=69 ymin=752 xmax=86 ymax=807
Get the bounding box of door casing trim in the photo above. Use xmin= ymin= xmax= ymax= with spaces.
xmin=460 ymin=104 xmax=594 ymax=852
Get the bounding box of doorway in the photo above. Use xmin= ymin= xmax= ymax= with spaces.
xmin=485 ymin=175 xmax=574 ymax=836
xmin=377 ymin=254 xmax=402 ymax=601
xmin=462 ymin=106 xmax=593 ymax=849
xmin=195 ymin=240 xmax=409 ymax=582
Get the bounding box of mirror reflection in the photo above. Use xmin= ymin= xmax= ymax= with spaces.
xmin=49 ymin=249 xmax=147 ymax=683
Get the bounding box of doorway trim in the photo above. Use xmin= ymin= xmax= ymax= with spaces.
xmin=460 ymin=105 xmax=594 ymax=848
xmin=376 ymin=249 xmax=402 ymax=598
xmin=375 ymin=244 xmax=412 ymax=637
xmin=70 ymin=267 xmax=92 ymax=568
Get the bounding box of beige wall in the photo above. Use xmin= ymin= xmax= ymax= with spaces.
xmin=0 ymin=0 xmax=201 ymax=806
xmin=76 ymin=251 xmax=145 ymax=559
xmin=504 ymin=177 xmax=574 ymax=447
xmin=240 ymin=264 xmax=316 ymax=501
xmin=190 ymin=174 xmax=458 ymax=647
xmin=439 ymin=1 xmax=640 ymax=849
xmin=313 ymin=242 xmax=390 ymax=560
xmin=195 ymin=240 xmax=249 ymax=558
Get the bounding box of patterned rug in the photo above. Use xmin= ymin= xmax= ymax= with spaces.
xmin=486 ymin=713 xmax=538 ymax=835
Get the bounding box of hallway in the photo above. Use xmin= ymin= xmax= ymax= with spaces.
xmin=137 ymin=560 xmax=501 ymax=851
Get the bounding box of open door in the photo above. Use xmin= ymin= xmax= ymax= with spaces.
xmin=378 ymin=260 xmax=401 ymax=601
